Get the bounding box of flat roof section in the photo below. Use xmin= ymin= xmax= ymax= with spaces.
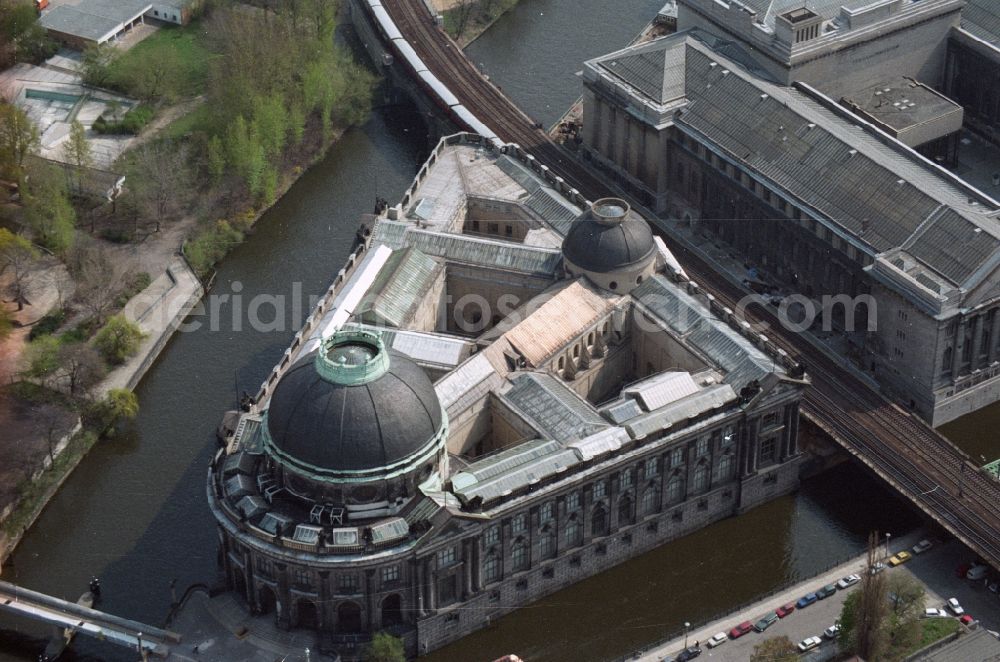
xmin=842 ymin=77 xmax=964 ymax=147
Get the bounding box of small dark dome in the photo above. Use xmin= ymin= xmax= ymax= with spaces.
xmin=562 ymin=198 xmax=655 ymax=273
xmin=266 ymin=331 xmax=443 ymax=474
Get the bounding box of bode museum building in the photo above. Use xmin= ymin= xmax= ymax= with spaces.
xmin=208 ymin=134 xmax=807 ymax=658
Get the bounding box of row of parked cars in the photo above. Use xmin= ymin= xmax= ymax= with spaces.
xmin=662 ymin=537 xmax=953 ymax=661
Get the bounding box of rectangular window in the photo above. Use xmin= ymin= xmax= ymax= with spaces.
xmin=618 ymin=468 xmax=633 ymax=490
xmin=337 ymin=574 xmax=359 ymax=594
xmin=721 ymin=426 xmax=735 ymax=447
xmin=505 ymin=224 xmax=513 ymax=237
xmin=695 ymin=437 xmax=709 ymax=457
xmin=671 ymin=447 xmax=684 ymax=467
xmin=484 ymin=526 xmax=500 ymax=547
xmin=762 ymin=412 xmax=779 ymax=428
xmin=644 ymin=457 xmax=658 ymax=477
xmin=592 ymin=480 xmax=606 ymax=500
xmin=293 ymin=568 xmax=310 ymax=587
xmin=540 ymin=532 xmax=556 ymax=559
xmin=540 ymin=501 xmax=554 ymax=523
xmin=381 ymin=565 xmax=400 ymax=583
xmin=488 ymin=222 xmax=499 ymax=234
xmin=565 ymin=492 xmax=580 ymax=512
xmin=437 ymin=547 xmax=456 ymax=568
xmin=511 ymin=513 xmax=527 ymax=535
xmin=759 ymin=437 xmax=777 ymax=463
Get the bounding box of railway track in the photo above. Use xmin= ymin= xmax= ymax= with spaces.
xmin=379 ymin=0 xmax=1000 ymax=567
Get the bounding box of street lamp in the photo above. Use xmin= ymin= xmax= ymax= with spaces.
xmin=885 ymin=532 xmax=891 ymax=560
xmin=684 ymin=621 xmax=691 ymax=648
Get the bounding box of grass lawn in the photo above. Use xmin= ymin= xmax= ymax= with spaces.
xmin=163 ymin=101 xmax=214 ymax=139
xmin=918 ymin=618 xmax=960 ymax=647
xmin=109 ymin=21 xmax=214 ymax=98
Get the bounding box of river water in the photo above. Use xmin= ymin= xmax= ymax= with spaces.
xmin=0 ymin=0 xmax=993 ymax=660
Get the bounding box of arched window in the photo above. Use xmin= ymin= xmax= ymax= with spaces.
xmin=483 ymin=552 xmax=500 ymax=583
xmin=565 ymin=517 xmax=582 ymax=547
xmin=716 ymin=453 xmax=735 ymax=482
xmin=617 ymin=494 xmax=634 ymax=526
xmin=641 ymin=486 xmax=659 ymax=515
xmin=511 ymin=539 xmax=529 ymax=572
xmin=942 ymin=346 xmax=953 ymax=372
xmin=666 ymin=475 xmax=684 ymax=504
xmin=558 ymin=356 xmax=565 ymax=370
xmin=573 ymin=344 xmax=580 ymax=358
xmin=591 ymin=504 xmax=609 ymax=537
xmin=692 ymin=461 xmax=709 ymax=493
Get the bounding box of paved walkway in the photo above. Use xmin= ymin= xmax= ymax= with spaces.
xmin=167 ymin=590 xmax=319 ymax=662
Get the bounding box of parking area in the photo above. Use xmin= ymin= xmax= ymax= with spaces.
xmin=640 ymin=534 xmax=1000 ymax=661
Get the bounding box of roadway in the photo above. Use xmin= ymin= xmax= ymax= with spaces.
xmin=377 ymin=0 xmax=1000 ymax=570
xmin=638 ymin=535 xmax=999 ymax=662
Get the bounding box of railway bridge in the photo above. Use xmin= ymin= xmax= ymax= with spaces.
xmin=354 ymin=0 xmax=1000 ymax=570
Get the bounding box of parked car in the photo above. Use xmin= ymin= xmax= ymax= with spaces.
xmin=870 ymin=562 xmax=886 ymax=575
xmin=947 ymin=598 xmax=965 ymax=615
xmin=676 ymin=647 xmax=702 ymax=662
xmin=706 ymin=632 xmax=728 ymax=648
xmin=988 ymin=581 xmax=998 ymax=594
xmin=798 ymin=636 xmax=823 ymax=652
xmin=754 ymin=612 xmax=779 ymax=632
xmin=968 ymin=565 xmax=989 ymax=581
xmin=797 ymin=593 xmax=818 ymax=608
xmin=816 ymin=584 xmax=838 ymax=599
xmin=729 ymin=621 xmax=753 ymax=639
xmin=960 ymin=614 xmax=975 ymax=626
xmin=912 ymin=539 xmax=933 ymax=554
xmin=956 ymin=562 xmax=971 ymax=578
xmin=775 ymin=602 xmax=796 ymax=618
xmin=924 ymin=608 xmax=948 ymax=618
xmin=889 ymin=551 xmax=912 ymax=566
xmin=824 ymin=624 xmax=841 ymax=639
xmin=837 ymin=574 xmax=861 ymax=590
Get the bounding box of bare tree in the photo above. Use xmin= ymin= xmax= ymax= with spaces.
xmin=69 ymin=240 xmax=132 ymax=324
xmin=58 ymin=341 xmax=105 ymax=397
xmin=0 ymin=228 xmax=39 ymax=310
xmin=125 ymin=141 xmax=192 ymax=233
xmin=855 ymin=532 xmax=889 ymax=659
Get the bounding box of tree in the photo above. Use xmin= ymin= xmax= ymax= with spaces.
xmin=69 ymin=240 xmax=131 ymax=325
xmin=840 ymin=533 xmax=889 ymax=660
xmin=0 ymin=228 xmax=39 ymax=310
xmin=21 ymin=335 xmax=60 ymax=384
xmin=88 ymin=388 xmax=139 ymax=436
xmin=206 ymin=135 xmax=226 ymax=185
xmin=22 ymin=165 xmax=76 ymax=253
xmin=750 ymin=635 xmax=797 ymax=662
xmin=0 ymin=2 xmax=56 ymax=65
xmin=61 ymin=120 xmax=93 ymax=195
xmin=885 ymin=573 xmax=926 ymax=658
xmin=367 ymin=632 xmax=405 ymax=662
xmin=0 ymin=306 xmax=11 ymax=341
xmin=124 ymin=140 xmax=192 ymax=232
xmin=0 ymin=103 xmax=40 ymax=182
xmin=57 ymin=342 xmax=105 ymax=397
xmin=224 ymin=116 xmax=265 ymax=194
xmin=80 ymin=42 xmax=119 ymax=88
xmin=93 ymin=314 xmax=145 ymax=365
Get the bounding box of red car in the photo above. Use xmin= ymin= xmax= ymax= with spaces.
xmin=776 ymin=602 xmax=796 ymax=618
xmin=956 ymin=563 xmax=971 ymax=578
xmin=729 ymin=621 xmax=753 ymax=639
xmin=960 ymin=614 xmax=974 ymax=626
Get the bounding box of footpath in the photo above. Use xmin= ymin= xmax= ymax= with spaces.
xmin=0 ymin=254 xmax=204 ymax=569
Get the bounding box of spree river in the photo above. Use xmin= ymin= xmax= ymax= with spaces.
xmin=1 ymin=1 xmax=994 ymax=660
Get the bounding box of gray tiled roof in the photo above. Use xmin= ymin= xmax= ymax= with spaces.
xmin=394 ymin=227 xmax=563 ymax=276
xmin=907 ymin=208 xmax=1000 ymax=285
xmin=40 ymin=0 xmax=152 ymax=41
xmin=596 ymin=38 xmax=687 ymax=105
xmin=961 ymin=0 xmax=1000 ymax=44
xmin=677 ymin=42 xmax=1000 ymax=287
